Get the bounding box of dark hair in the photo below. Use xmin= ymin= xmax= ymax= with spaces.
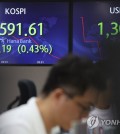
xmin=41 ymin=54 xmax=107 ymax=98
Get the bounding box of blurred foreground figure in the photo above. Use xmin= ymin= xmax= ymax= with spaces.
xmin=105 ymin=40 xmax=120 ymax=134
xmin=0 ymin=54 xmax=108 ymax=134
xmin=88 ymin=39 xmax=120 ymax=134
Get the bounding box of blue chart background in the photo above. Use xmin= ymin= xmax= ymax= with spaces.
xmin=73 ymin=1 xmax=120 ymax=62
xmin=0 ymin=2 xmax=69 ymax=64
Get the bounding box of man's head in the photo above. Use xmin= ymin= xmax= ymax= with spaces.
xmin=40 ymin=55 xmax=107 ymax=130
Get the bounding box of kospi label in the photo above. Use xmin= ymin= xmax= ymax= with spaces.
xmin=110 ymin=7 xmax=120 ymax=14
xmin=5 ymin=8 xmax=26 ymax=15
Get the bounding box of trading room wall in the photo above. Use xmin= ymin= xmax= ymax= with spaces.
xmin=0 ymin=66 xmax=51 ymax=114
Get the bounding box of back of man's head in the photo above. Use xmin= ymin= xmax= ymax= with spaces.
xmin=41 ymin=54 xmax=107 ymax=98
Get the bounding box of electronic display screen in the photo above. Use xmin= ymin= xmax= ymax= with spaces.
xmin=0 ymin=2 xmax=69 ymax=65
xmin=73 ymin=1 xmax=120 ymax=62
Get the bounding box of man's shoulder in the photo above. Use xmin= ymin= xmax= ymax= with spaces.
xmin=0 ymin=98 xmax=37 ymax=129
xmin=0 ymin=104 xmax=30 ymax=126
xmin=0 ymin=97 xmax=47 ymax=134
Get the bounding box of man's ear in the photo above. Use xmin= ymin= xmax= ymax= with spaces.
xmin=51 ymin=88 xmax=64 ymax=100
